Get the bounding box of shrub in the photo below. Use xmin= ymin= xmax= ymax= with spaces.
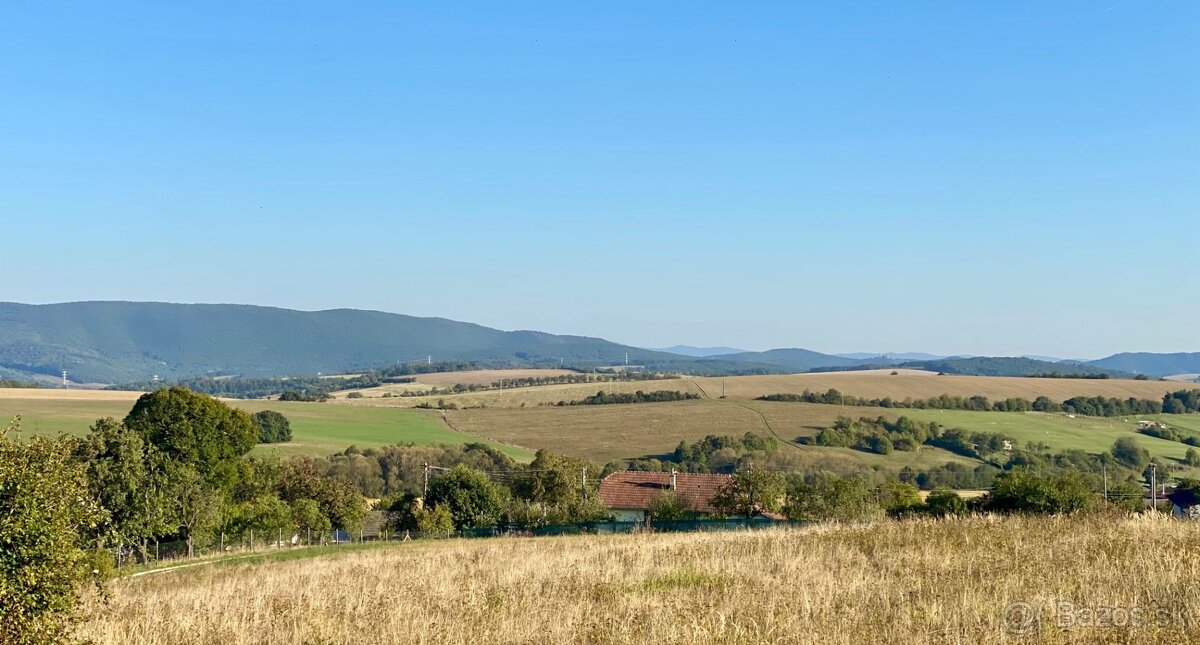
xmin=252 ymin=410 xmax=292 ymax=443
xmin=983 ymin=469 xmax=1096 ymax=514
xmin=1 ymin=417 xmax=107 ymax=644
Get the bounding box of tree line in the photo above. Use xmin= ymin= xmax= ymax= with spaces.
xmin=759 ymin=388 xmax=1200 ymax=417
xmin=548 ymin=390 xmax=700 ymax=406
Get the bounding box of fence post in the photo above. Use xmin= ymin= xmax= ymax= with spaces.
xmin=155 ymin=541 xmax=160 ymax=562
xmin=278 ymin=527 xmax=282 ymax=549
xmin=250 ymin=529 xmax=254 ymax=552
xmin=307 ymin=527 xmax=311 ymax=546
xmin=220 ymin=532 xmax=224 ymax=553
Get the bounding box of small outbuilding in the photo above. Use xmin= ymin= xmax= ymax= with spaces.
xmin=597 ymin=471 xmax=731 ymax=523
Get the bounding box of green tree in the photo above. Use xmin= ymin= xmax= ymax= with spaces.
xmin=1111 ymin=437 xmax=1150 ymax=472
xmin=123 ymin=387 xmax=257 ymax=488
xmin=251 ymin=410 xmax=292 ymax=444
xmin=1186 ymin=448 xmax=1200 ymax=468
xmin=876 ymin=482 xmax=923 ymax=516
xmin=289 ymin=498 xmax=331 ymax=536
xmin=169 ymin=465 xmax=224 ymax=557
xmin=648 ymin=491 xmax=689 ymax=521
xmin=416 ymin=504 xmax=456 ymax=535
xmin=426 ymin=465 xmax=506 ymax=529
xmin=1 ymin=417 xmax=107 ymax=645
xmin=923 ymin=489 xmax=968 ymax=517
xmin=277 ymin=457 xmax=367 ymax=532
xmin=74 ymin=418 xmax=173 ymax=557
xmin=984 ymin=469 xmax=1096 ymax=514
xmin=784 ymin=476 xmax=883 ymax=522
xmin=711 ymin=467 xmax=786 ymax=518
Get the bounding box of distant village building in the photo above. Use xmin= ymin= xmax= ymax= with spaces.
xmin=598 ymin=471 xmax=731 ymax=523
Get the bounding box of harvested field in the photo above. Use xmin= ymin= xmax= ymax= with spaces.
xmin=691 ymin=369 xmax=1193 ymax=403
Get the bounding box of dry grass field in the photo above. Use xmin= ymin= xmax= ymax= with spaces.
xmin=334 ymin=378 xmax=701 ymax=409
xmin=444 ymin=399 xmax=975 ymax=470
xmin=690 ymin=369 xmax=1193 ymax=403
xmin=332 ymin=369 xmax=1192 ymax=411
xmin=78 ymin=513 xmax=1200 ymax=644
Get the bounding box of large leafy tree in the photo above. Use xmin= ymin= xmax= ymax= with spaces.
xmin=711 ymin=467 xmax=786 ymax=518
xmin=1 ymin=417 xmax=106 ymax=644
xmin=123 ymin=387 xmax=257 ymax=488
xmin=74 ymin=418 xmax=173 ymax=557
xmin=426 ymin=465 xmax=506 ymax=529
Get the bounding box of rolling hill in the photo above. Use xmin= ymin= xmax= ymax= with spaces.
xmin=1087 ymin=352 xmax=1200 ymax=378
xmin=0 ymin=302 xmax=694 ymax=384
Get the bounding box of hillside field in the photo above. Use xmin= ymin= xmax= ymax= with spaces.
xmin=0 ymin=389 xmax=531 ymax=460
xmin=447 ymin=397 xmax=1199 ymax=468
xmin=333 ymin=376 xmax=701 ymax=408
xmin=690 ymin=369 xmax=1193 ymax=403
xmin=78 ymin=514 xmax=1200 ymax=643
xmin=332 ymin=369 xmax=1191 ymax=411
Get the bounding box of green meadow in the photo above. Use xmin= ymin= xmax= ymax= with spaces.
xmin=0 ymin=394 xmax=532 ymax=461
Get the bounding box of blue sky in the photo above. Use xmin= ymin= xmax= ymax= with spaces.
xmin=2 ymin=2 xmax=1197 ymax=358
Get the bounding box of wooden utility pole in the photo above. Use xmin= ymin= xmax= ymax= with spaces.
xmin=423 ymin=462 xmax=430 ymax=498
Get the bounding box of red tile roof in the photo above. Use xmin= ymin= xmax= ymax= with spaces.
xmin=598 ymin=471 xmax=731 ymax=513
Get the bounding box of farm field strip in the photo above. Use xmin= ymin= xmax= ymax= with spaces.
xmin=333 ymin=377 xmax=702 ymax=409
xmin=0 ymin=391 xmax=531 ymax=460
xmin=691 ymin=369 xmax=1195 ymax=403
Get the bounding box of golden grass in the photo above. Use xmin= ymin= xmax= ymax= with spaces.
xmin=78 ymin=514 xmax=1200 ymax=644
xmin=690 ymin=370 xmax=1191 ymax=403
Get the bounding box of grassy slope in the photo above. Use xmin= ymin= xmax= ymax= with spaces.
xmin=79 ymin=515 xmax=1200 ymax=644
xmin=0 ymin=390 xmax=531 ymax=460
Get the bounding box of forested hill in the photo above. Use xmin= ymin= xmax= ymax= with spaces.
xmin=0 ymin=302 xmax=696 ymax=384
xmin=898 ymin=356 xmax=1131 ymax=378
xmin=1086 ymin=353 xmax=1200 ymax=378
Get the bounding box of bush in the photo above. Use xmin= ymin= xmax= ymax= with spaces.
xmin=252 ymin=410 xmax=292 ymax=443
xmin=648 ymin=491 xmax=690 ymax=521
xmin=1 ymin=418 xmax=107 ymax=644
xmin=426 ymin=465 xmax=505 ymax=529
xmin=923 ymin=489 xmax=968 ymax=517
xmin=784 ymin=476 xmax=883 ymax=522
xmin=346 ymin=392 xmax=364 ymax=399
xmin=983 ymin=469 xmax=1096 ymax=514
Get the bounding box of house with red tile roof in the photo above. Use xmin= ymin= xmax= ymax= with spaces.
xmin=598 ymin=470 xmax=731 ymax=522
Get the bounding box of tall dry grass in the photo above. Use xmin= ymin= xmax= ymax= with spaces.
xmin=79 ymin=513 xmax=1200 ymax=644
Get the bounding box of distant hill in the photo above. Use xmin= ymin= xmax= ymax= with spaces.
xmin=716 ymin=348 xmax=877 ymax=372
xmin=897 ymin=356 xmax=1131 ymax=378
xmin=650 ymin=345 xmax=748 ymax=358
xmin=1087 ymin=353 xmax=1200 ymax=378
xmin=835 ymin=352 xmax=948 ymax=361
xmin=0 ymin=302 xmax=697 ymax=384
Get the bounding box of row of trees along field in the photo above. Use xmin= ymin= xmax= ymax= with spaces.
xmin=621 ymin=419 xmax=1175 ymax=495
xmin=759 ymin=388 xmax=1200 ymax=416
xmin=106 ymin=361 xmax=674 ymax=400
xmin=666 ymin=466 xmax=1143 ymax=526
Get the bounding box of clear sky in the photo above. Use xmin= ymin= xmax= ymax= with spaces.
xmin=2 ymin=2 xmax=1197 ymax=359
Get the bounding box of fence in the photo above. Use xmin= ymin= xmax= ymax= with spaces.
xmin=108 ymin=517 xmax=806 ymax=569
